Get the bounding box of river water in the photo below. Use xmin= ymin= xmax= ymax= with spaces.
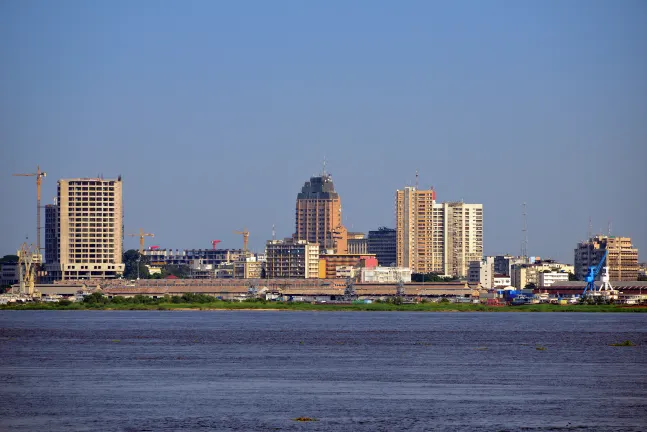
xmin=0 ymin=311 xmax=646 ymax=431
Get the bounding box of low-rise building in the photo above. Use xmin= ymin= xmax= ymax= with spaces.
xmin=234 ymin=256 xmax=263 ymax=279
xmin=468 ymin=257 xmax=494 ymax=289
xmin=493 ymin=274 xmax=511 ymax=287
xmin=538 ymin=272 xmax=569 ymax=288
xmin=360 ymin=267 xmax=411 ymax=283
xmin=318 ymin=254 xmax=377 ymax=279
xmin=1 ymin=261 xmax=19 ymax=287
xmin=347 ymin=232 xmax=368 ymax=254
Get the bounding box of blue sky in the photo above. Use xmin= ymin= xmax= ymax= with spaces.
xmin=1 ymin=1 xmax=645 ymax=263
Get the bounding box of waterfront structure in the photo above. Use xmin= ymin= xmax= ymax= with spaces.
xmin=368 ymin=227 xmax=397 ymax=267
xmin=45 ymin=178 xmax=125 ymax=280
xmin=266 ymin=238 xmax=320 ymax=278
xmin=347 ymin=232 xmax=368 ymax=254
xmin=468 ymin=257 xmax=494 ymax=289
xmin=318 ymin=253 xmax=377 ymax=279
xmin=574 ymin=236 xmax=639 ymax=281
xmin=142 ymin=248 xmax=245 ymax=267
xmin=396 ymin=186 xmax=483 ymax=277
xmin=295 ymin=172 xmax=348 ymax=253
xmin=360 ymin=266 xmax=412 ymax=283
xmin=538 ymin=272 xmax=569 ymax=288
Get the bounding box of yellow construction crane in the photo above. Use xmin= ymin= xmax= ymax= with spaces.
xmin=128 ymin=228 xmax=154 ymax=254
xmin=13 ymin=166 xmax=46 ymax=252
xmin=233 ymin=228 xmax=250 ymax=253
xmin=17 ymin=243 xmax=41 ymax=297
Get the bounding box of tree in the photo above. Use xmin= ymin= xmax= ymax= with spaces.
xmin=412 ymin=273 xmax=457 ymax=283
xmin=0 ymin=255 xmax=19 ymax=263
xmin=161 ymin=264 xmax=190 ymax=279
xmin=525 ymin=282 xmax=537 ymax=289
xmin=123 ymin=249 xmax=150 ymax=279
xmin=638 ymin=274 xmax=647 ymax=281
xmin=568 ymin=272 xmax=578 ymax=281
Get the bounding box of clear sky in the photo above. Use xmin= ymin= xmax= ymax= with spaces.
xmin=1 ymin=1 xmax=645 ymax=264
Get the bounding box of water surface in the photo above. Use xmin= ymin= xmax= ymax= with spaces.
xmin=1 ymin=311 xmax=646 ymax=431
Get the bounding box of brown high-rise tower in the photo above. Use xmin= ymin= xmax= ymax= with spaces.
xmin=295 ymin=173 xmax=347 ymax=253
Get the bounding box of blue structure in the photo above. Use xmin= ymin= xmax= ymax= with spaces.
xmin=582 ymin=249 xmax=608 ymax=296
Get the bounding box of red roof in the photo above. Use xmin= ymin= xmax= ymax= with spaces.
xmin=165 ymin=274 xmax=179 ymax=279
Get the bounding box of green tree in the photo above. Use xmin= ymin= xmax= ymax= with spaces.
xmin=162 ymin=264 xmax=190 ymax=279
xmin=525 ymin=282 xmax=537 ymax=289
xmin=123 ymin=249 xmax=150 ymax=279
xmin=0 ymin=255 xmax=19 ymax=263
xmin=568 ymin=272 xmax=578 ymax=281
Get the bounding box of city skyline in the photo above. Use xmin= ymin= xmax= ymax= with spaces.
xmin=1 ymin=2 xmax=646 ymax=263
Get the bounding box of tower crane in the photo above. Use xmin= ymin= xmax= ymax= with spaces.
xmin=13 ymin=166 xmax=46 ymax=252
xmin=233 ymin=228 xmax=249 ymax=253
xmin=128 ymin=228 xmax=154 ymax=255
xmin=211 ymin=240 xmax=222 ymax=250
xmin=583 ymin=249 xmax=611 ymax=296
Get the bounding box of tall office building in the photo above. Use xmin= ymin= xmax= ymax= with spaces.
xmin=574 ymin=235 xmax=639 ymax=281
xmin=367 ymin=227 xmax=397 ymax=267
xmin=46 ymin=178 xmax=125 ymax=280
xmin=45 ymin=204 xmax=59 ymax=265
xmin=295 ymin=172 xmax=347 ymax=253
xmin=396 ymin=187 xmax=483 ymax=277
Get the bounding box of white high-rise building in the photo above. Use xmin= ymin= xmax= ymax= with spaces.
xmin=46 ymin=177 xmax=125 ymax=280
xmin=396 ymin=187 xmax=483 ymax=277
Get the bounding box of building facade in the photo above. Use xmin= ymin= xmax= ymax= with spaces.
xmin=142 ymin=248 xmax=245 ymax=267
xmin=574 ymin=236 xmax=639 ymax=281
xmin=46 ymin=178 xmax=125 ymax=280
xmin=396 ymin=186 xmax=483 ymax=277
xmin=493 ymin=275 xmax=512 ymax=287
xmin=493 ymin=255 xmax=526 ymax=276
xmin=538 ymin=272 xmax=569 ymax=288
xmin=266 ymin=239 xmax=320 ymax=279
xmin=45 ymin=204 xmax=58 ymax=265
xmin=367 ymin=227 xmax=397 ymax=267
xmin=295 ymin=173 xmax=347 ymax=253
xmin=468 ymin=257 xmax=494 ymax=289
xmin=347 ymin=232 xmax=368 ymax=254
xmin=360 ymin=267 xmax=412 ymax=284
xmin=318 ymin=254 xmax=377 ymax=279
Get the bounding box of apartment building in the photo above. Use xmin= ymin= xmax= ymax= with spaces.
xmin=396 ymin=186 xmax=483 ymax=277
xmin=574 ymin=236 xmax=639 ymax=281
xmin=318 ymin=254 xmax=377 ymax=279
xmin=538 ymin=272 xmax=569 ymax=288
xmin=46 ymin=178 xmax=125 ymax=280
xmin=360 ymin=267 xmax=412 ymax=283
xmin=295 ymin=173 xmax=348 ymax=253
xmin=266 ymin=239 xmax=320 ymax=278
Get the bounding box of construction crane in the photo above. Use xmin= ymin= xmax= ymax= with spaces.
xmin=583 ymin=249 xmax=609 ymax=296
xmin=233 ymin=228 xmax=249 ymax=253
xmin=13 ymin=166 xmax=46 ymax=252
xmin=128 ymin=228 xmax=154 ymax=254
xmin=211 ymin=240 xmax=222 ymax=250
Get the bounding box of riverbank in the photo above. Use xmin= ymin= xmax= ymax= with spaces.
xmin=1 ymin=301 xmax=646 ymax=312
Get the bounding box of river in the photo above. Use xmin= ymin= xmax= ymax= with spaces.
xmin=0 ymin=311 xmax=645 ymax=431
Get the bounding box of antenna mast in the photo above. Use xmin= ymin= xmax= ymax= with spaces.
xmin=521 ymin=202 xmax=528 ymax=260
xmin=415 ymin=169 xmax=419 ymax=189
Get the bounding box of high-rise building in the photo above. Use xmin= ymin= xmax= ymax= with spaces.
xmin=367 ymin=227 xmax=397 ymax=267
xmin=45 ymin=204 xmax=58 ymax=265
xmin=266 ymin=238 xmax=320 ymax=278
xmin=46 ymin=178 xmax=125 ymax=280
xmin=396 ymin=187 xmax=483 ymax=277
xmin=574 ymin=235 xmax=639 ymax=281
xmin=295 ymin=173 xmax=347 ymax=253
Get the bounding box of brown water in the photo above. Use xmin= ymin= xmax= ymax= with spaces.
xmin=1 ymin=311 xmax=646 ymax=431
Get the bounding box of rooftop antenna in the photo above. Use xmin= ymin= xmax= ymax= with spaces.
xmin=608 ymin=219 xmax=612 ymax=237
xmin=322 ymin=156 xmax=327 ymax=176
xmin=415 ymin=169 xmax=419 ymax=189
xmin=272 ymin=224 xmax=276 ymax=241
xmin=588 ymin=216 xmax=592 ymax=240
xmin=521 ymin=202 xmax=528 ymax=260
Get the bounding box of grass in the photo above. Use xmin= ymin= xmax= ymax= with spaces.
xmin=535 ymin=345 xmax=547 ymax=351
xmin=609 ymin=340 xmax=637 ymax=347
xmin=293 ymin=417 xmax=318 ymax=422
xmin=1 ymin=299 xmax=646 ymax=312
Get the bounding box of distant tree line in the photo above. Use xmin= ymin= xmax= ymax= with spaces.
xmin=122 ymin=249 xmax=190 ymax=280
xmin=411 ymin=273 xmax=459 ymax=283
